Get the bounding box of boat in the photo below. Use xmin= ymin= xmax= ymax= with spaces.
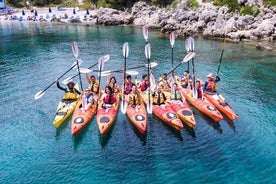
xmin=140 ymin=91 xmax=183 ymax=130
xmin=168 ymin=100 xmax=196 ymax=128
xmin=203 ymin=92 xmax=238 ymax=120
xmin=181 ymin=88 xmax=223 ymax=122
xmin=52 ymin=83 xmax=80 ymax=128
xmin=126 ymin=96 xmax=147 ymax=134
xmin=96 ymin=93 xmax=120 ymax=135
xmin=71 ymin=100 xmax=97 ymax=136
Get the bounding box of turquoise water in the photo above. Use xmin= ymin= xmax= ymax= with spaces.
xmin=0 ymin=22 xmax=275 ymax=183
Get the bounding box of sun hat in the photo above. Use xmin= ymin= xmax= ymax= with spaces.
xmin=206 ymin=73 xmax=214 ymax=79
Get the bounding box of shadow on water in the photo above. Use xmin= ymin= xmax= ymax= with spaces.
xmin=194 ymin=109 xmax=223 ymax=134
xmin=222 ymin=114 xmax=236 ymax=132
xmin=55 ymin=117 xmax=71 ymax=139
xmin=72 ymin=120 xmax=92 ymax=150
xmin=99 ymin=121 xmax=116 ymax=148
xmin=183 ymin=123 xmax=196 ymax=138
xmin=152 ymin=117 xmax=184 ymax=142
xmin=126 ymin=117 xmax=147 ymax=145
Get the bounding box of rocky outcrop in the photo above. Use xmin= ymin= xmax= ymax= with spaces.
xmin=79 ymin=1 xmax=276 ymax=42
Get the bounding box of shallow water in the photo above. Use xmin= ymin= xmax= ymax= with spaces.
xmin=0 ymin=22 xmax=275 ymax=183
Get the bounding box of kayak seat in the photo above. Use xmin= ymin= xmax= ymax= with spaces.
xmin=100 ymin=117 xmax=110 ymax=123
xmin=181 ymin=110 xmax=192 ymax=116
xmin=56 ymin=111 xmax=67 ymax=116
xmin=219 ymin=101 xmax=228 ymax=107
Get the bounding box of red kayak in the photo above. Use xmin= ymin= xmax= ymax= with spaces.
xmin=126 ymin=99 xmax=147 ymax=134
xmin=182 ymin=88 xmax=223 ymax=122
xmin=96 ymin=94 xmax=120 ymax=135
xmin=204 ymin=93 xmax=238 ymax=120
xmin=71 ymin=100 xmax=97 ymax=136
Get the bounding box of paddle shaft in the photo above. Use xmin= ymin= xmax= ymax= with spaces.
xmin=65 ymin=62 xmax=98 ymax=82
xmin=38 ymin=63 xmax=76 ymax=96
xmin=216 ymin=38 xmax=226 ymax=75
xmin=76 ymin=59 xmax=83 ymax=91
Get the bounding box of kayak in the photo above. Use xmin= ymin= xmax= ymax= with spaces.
xmin=162 ymin=91 xmax=196 ymax=128
xmin=181 ymin=88 xmax=223 ymax=122
xmin=126 ymin=97 xmax=147 ymax=134
xmin=96 ymin=93 xmax=120 ymax=135
xmin=204 ymin=92 xmax=238 ymax=120
xmin=140 ymin=91 xmax=183 ymax=130
xmin=168 ymin=100 xmax=196 ymax=128
xmin=71 ymin=99 xmax=97 ymax=136
xmin=52 ymin=83 xmax=80 ymax=128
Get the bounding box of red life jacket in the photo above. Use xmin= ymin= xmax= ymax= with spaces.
xmin=103 ymin=93 xmax=116 ymax=105
xmin=206 ymin=80 xmax=216 ymax=92
xmin=141 ymin=81 xmax=149 ymax=91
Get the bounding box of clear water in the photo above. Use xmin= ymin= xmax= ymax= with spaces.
xmin=0 ymin=22 xmax=275 ymax=183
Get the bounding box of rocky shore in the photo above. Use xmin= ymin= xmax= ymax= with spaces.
xmin=1 ymin=1 xmax=275 ymax=46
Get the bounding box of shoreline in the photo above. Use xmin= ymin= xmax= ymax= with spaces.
xmin=0 ymin=2 xmax=275 ymax=51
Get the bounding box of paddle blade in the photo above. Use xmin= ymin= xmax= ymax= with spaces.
xmin=72 ymin=41 xmax=79 ymax=59
xmin=79 ymin=68 xmax=91 ymax=74
xmin=146 ymin=101 xmax=152 ymax=114
xmin=123 ymin=42 xmax=129 ymax=58
xmin=185 ymin=38 xmax=190 ymax=53
xmin=62 ymin=76 xmax=73 ymax=85
xmin=98 ymin=56 xmax=105 ymax=71
xmin=126 ymin=70 xmax=139 ymax=75
xmin=192 ymin=88 xmax=198 ymax=99
xmin=120 ymin=100 xmax=126 ymax=114
xmin=103 ymin=55 xmax=110 ymax=62
xmin=170 ymin=32 xmax=175 ymax=48
xmin=142 ymin=26 xmax=148 ymax=42
xmin=145 ymin=43 xmax=151 ymax=59
xmin=34 ymin=90 xmax=45 ymax=100
xmin=183 ymin=52 xmax=196 ymax=63
xmin=71 ymin=59 xmax=83 ymax=69
xmin=188 ymin=37 xmax=195 ymax=51
xmin=145 ymin=62 xmax=158 ymax=68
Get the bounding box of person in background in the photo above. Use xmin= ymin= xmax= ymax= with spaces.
xmin=124 ymin=75 xmax=135 ymax=95
xmin=180 ymin=70 xmax=192 ymax=89
xmin=56 ymin=80 xmax=80 ymax=103
xmin=138 ymin=74 xmax=149 ymax=92
xmin=203 ymin=73 xmax=220 ymax=93
xmin=152 ymin=85 xmax=167 ymax=106
xmin=158 ymin=73 xmax=171 ymax=92
xmin=100 ymin=86 xmax=117 ymax=109
xmin=85 ymin=74 xmax=99 ymax=95
xmin=107 ymin=75 xmax=119 ymax=93
xmin=195 ymin=80 xmax=203 ymax=99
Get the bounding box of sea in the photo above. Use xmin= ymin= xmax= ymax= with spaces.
xmin=0 ymin=21 xmax=275 ymax=183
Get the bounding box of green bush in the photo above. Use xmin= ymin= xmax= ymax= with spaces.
xmin=263 ymin=0 xmax=276 ymax=6
xmin=187 ymin=0 xmax=199 ymax=9
xmin=240 ymin=5 xmax=259 ymax=16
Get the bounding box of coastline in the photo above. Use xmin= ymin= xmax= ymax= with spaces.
xmin=0 ymin=2 xmax=275 ymax=51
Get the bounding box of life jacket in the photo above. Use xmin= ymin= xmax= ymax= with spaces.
xmin=152 ymin=92 xmax=166 ymax=105
xmin=206 ymin=80 xmax=216 ymax=92
xmin=129 ymin=93 xmax=139 ymax=106
xmin=88 ymin=82 xmax=99 ymax=93
xmin=103 ymin=93 xmax=116 ymax=105
xmin=181 ymin=77 xmax=189 ymax=87
xmin=160 ymin=79 xmax=170 ymax=90
xmin=140 ymin=81 xmax=149 ymax=91
xmin=63 ymin=88 xmax=78 ymax=100
xmin=170 ymin=89 xmax=182 ymax=100
xmin=196 ymin=86 xmax=203 ymax=99
xmin=125 ymin=82 xmax=134 ymax=95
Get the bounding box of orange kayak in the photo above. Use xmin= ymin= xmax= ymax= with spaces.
xmin=168 ymin=100 xmax=196 ymax=128
xmin=96 ymin=94 xmax=120 ymax=135
xmin=139 ymin=91 xmax=183 ymax=130
xmin=71 ymin=100 xmax=97 ymax=136
xmin=204 ymin=93 xmax=238 ymax=120
xmin=181 ymin=88 xmax=223 ymax=122
xmin=126 ymin=99 xmax=147 ymax=134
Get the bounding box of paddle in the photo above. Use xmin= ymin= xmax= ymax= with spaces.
xmin=216 ymin=38 xmax=226 ymax=76
xmin=145 ymin=43 xmax=153 ymax=114
xmin=34 ymin=62 xmax=78 ymax=100
xmin=143 ymin=26 xmax=149 ymax=44
xmin=156 ymin=52 xmax=195 ymax=84
xmin=187 ymin=37 xmax=198 ymax=98
xmin=101 ymin=70 xmax=139 ymax=77
xmin=72 ymin=41 xmax=83 ymax=91
xmin=185 ymin=38 xmax=191 ymax=71
xmin=62 ymin=55 xmax=110 ymax=85
xmin=121 ymin=42 xmax=129 ymax=114
xmin=170 ymin=32 xmax=175 ymax=80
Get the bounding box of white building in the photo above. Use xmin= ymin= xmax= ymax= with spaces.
xmin=0 ymin=0 xmax=6 ymax=9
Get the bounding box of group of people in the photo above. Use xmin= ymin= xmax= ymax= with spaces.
xmin=55 ymin=69 xmax=220 ymax=111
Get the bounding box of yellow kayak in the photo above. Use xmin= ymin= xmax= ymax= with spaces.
xmin=52 ymin=83 xmax=80 ymax=127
